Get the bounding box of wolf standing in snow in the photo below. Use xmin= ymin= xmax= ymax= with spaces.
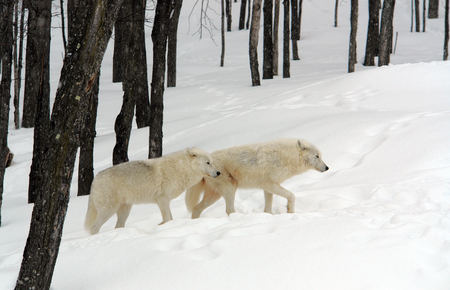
xmin=185 ymin=138 xmax=328 ymax=218
xmin=85 ymin=148 xmax=220 ymax=234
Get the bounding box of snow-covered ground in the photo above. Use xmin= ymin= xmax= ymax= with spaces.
xmin=1 ymin=0 xmax=450 ymax=289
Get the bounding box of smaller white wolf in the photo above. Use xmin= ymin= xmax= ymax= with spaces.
xmin=185 ymin=138 xmax=328 ymax=218
xmin=85 ymin=148 xmax=220 ymax=235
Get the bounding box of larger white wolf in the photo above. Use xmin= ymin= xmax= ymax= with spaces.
xmin=185 ymin=138 xmax=328 ymax=218
xmin=85 ymin=148 xmax=220 ymax=235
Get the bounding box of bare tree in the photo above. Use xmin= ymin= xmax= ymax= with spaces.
xmin=273 ymin=0 xmax=281 ymax=75
xmin=0 ymin=0 xmax=14 ymax=227
xmin=428 ymin=0 xmax=438 ymax=18
xmin=249 ymin=0 xmax=263 ymax=86
xmin=423 ymin=0 xmax=426 ymax=32
xmin=226 ymin=0 xmax=232 ymax=31
xmin=379 ymin=0 xmax=396 ymax=66
xmin=364 ymin=0 xmax=380 ymax=66
xmin=298 ymin=0 xmax=303 ymax=39
xmin=247 ymin=0 xmax=251 ymax=29
xmin=221 ymin=0 xmax=226 ymax=66
xmin=15 ymin=0 xmax=124 ymax=288
xmin=335 ymin=0 xmax=339 ymax=27
xmin=167 ymin=0 xmax=183 ymax=87
xmin=239 ymin=0 xmax=247 ymax=30
xmin=291 ymin=0 xmax=300 ymax=60
xmin=445 ymin=0 xmax=449 ymax=60
xmin=263 ymin=0 xmax=274 ymax=79
xmin=13 ymin=1 xmax=26 ymax=130
xmin=283 ymin=0 xmax=290 ymax=78
xmin=348 ymin=0 xmax=358 ymax=73
xmin=415 ymin=0 xmax=420 ymax=32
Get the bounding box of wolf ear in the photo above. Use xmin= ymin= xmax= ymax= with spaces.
xmin=186 ymin=147 xmax=197 ymax=157
xmin=297 ymin=140 xmax=306 ymax=151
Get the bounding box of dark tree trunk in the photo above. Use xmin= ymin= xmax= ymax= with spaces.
xmin=15 ymin=1 xmax=123 ymax=289
xmin=364 ymin=0 xmax=380 ymax=66
xmin=22 ymin=0 xmax=52 ymax=129
xmin=239 ymin=0 xmax=247 ymax=30
xmin=423 ymin=0 xmax=426 ymax=32
xmin=26 ymin=0 xmax=52 ymax=204
xmin=78 ymin=75 xmax=99 ymax=196
xmin=348 ymin=0 xmax=358 ymax=73
xmin=283 ymin=0 xmax=290 ymax=78
xmin=379 ymin=0 xmax=396 ymax=66
xmin=221 ymin=0 xmax=226 ymax=66
xmin=246 ymin=0 xmax=251 ymax=29
xmin=113 ymin=2 xmax=132 ymax=83
xmin=263 ymin=0 xmax=273 ymax=79
xmin=298 ymin=0 xmax=303 ymax=39
xmin=334 ymin=0 xmax=339 ymax=27
xmin=13 ymin=1 xmax=26 ymax=130
xmin=273 ymin=0 xmax=280 ymax=75
xmin=445 ymin=0 xmax=449 ymax=60
xmin=428 ymin=0 xmax=439 ymax=19
xmin=167 ymin=0 xmax=183 ymax=88
xmin=149 ymin=0 xmax=172 ymax=158
xmin=249 ymin=0 xmax=262 ymax=86
xmin=226 ymin=0 xmax=232 ymax=31
xmin=415 ymin=0 xmax=420 ymax=32
xmin=291 ymin=0 xmax=299 ymax=60
xmin=0 ymin=0 xmax=14 ymax=227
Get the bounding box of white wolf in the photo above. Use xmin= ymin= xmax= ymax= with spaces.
xmin=185 ymin=138 xmax=328 ymax=218
xmin=85 ymin=148 xmax=220 ymax=234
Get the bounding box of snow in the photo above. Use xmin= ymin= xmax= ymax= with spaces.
xmin=1 ymin=0 xmax=450 ymax=289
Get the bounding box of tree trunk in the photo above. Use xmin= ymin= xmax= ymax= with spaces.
xmin=415 ymin=0 xmax=420 ymax=32
xmin=246 ymin=0 xmax=252 ymax=29
xmin=273 ymin=0 xmax=280 ymax=75
xmin=13 ymin=1 xmax=25 ymax=130
xmin=428 ymin=0 xmax=438 ymax=19
xmin=0 ymin=0 xmax=14 ymax=227
xmin=445 ymin=0 xmax=449 ymax=60
xmin=298 ymin=0 xmax=303 ymax=39
xmin=239 ymin=0 xmax=247 ymax=30
xmin=334 ymin=0 xmax=339 ymax=27
xmin=26 ymin=0 xmax=53 ymax=204
xmin=364 ymin=0 xmax=380 ymax=66
xmin=15 ymin=1 xmax=123 ymax=289
xmin=263 ymin=0 xmax=274 ymax=79
xmin=22 ymin=0 xmax=52 ymax=129
xmin=379 ymin=0 xmax=396 ymax=66
xmin=283 ymin=0 xmax=290 ymax=78
xmin=113 ymin=2 xmax=132 ymax=83
xmin=291 ymin=0 xmax=299 ymax=60
xmin=348 ymin=0 xmax=358 ymax=73
xmin=78 ymin=74 xmax=99 ymax=196
xmin=423 ymin=0 xmax=426 ymax=32
xmin=149 ymin=0 xmax=172 ymax=159
xmin=226 ymin=0 xmax=232 ymax=31
xmin=167 ymin=0 xmax=183 ymax=88
xmin=249 ymin=0 xmax=262 ymax=86
xmin=221 ymin=0 xmax=226 ymax=66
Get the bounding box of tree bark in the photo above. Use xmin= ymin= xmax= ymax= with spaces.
xmin=283 ymin=0 xmax=290 ymax=78
xmin=348 ymin=0 xmax=358 ymax=73
xmin=246 ymin=0 xmax=252 ymax=29
xmin=167 ymin=0 xmax=183 ymax=87
xmin=149 ymin=0 xmax=172 ymax=158
xmin=249 ymin=0 xmax=262 ymax=86
xmin=364 ymin=0 xmax=380 ymax=66
xmin=15 ymin=1 xmax=123 ymax=289
xmin=273 ymin=0 xmax=280 ymax=75
xmin=13 ymin=1 xmax=26 ymax=130
xmin=415 ymin=0 xmax=420 ymax=32
xmin=239 ymin=0 xmax=247 ymax=30
xmin=226 ymin=0 xmax=232 ymax=31
xmin=22 ymin=0 xmax=52 ymax=129
xmin=423 ymin=0 xmax=426 ymax=32
xmin=445 ymin=0 xmax=449 ymax=60
xmin=379 ymin=0 xmax=396 ymax=66
xmin=0 ymin=0 xmax=14 ymax=227
xmin=291 ymin=0 xmax=299 ymax=60
xmin=428 ymin=0 xmax=439 ymax=19
xmin=263 ymin=0 xmax=274 ymax=79
xmin=221 ymin=0 xmax=226 ymax=66
xmin=334 ymin=0 xmax=339 ymax=27
xmin=298 ymin=0 xmax=303 ymax=39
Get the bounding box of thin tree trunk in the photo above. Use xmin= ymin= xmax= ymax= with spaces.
xmin=283 ymin=0 xmax=290 ymax=78
xmin=445 ymin=0 xmax=449 ymax=60
xmin=239 ymin=0 xmax=247 ymax=30
xmin=15 ymin=1 xmax=123 ymax=288
xmin=0 ymin=0 xmax=14 ymax=227
xmin=334 ymin=0 xmax=339 ymax=27
xmin=379 ymin=0 xmax=396 ymax=66
xmin=291 ymin=0 xmax=299 ymax=60
xmin=22 ymin=0 xmax=52 ymax=128
xmin=263 ymin=0 xmax=274 ymax=79
xmin=348 ymin=0 xmax=358 ymax=73
xmin=273 ymin=0 xmax=280 ymax=75
xmin=249 ymin=0 xmax=262 ymax=86
xmin=428 ymin=0 xmax=438 ymax=19
xmin=167 ymin=0 xmax=183 ymax=88
xmin=221 ymin=0 xmax=226 ymax=66
xmin=60 ymin=0 xmax=67 ymax=54
xmin=411 ymin=0 xmax=414 ymax=32
xmin=415 ymin=0 xmax=420 ymax=32
xmin=226 ymin=0 xmax=232 ymax=31
xmin=423 ymin=0 xmax=426 ymax=32
xmin=13 ymin=1 xmax=25 ymax=130
xmin=298 ymin=0 xmax=303 ymax=39
xmin=149 ymin=0 xmax=172 ymax=158
xmin=364 ymin=0 xmax=380 ymax=66
xmin=26 ymin=0 xmax=53 ymax=204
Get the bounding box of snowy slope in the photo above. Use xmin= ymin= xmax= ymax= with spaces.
xmin=1 ymin=0 xmax=450 ymax=289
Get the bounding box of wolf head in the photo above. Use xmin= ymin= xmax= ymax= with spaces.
xmin=186 ymin=147 xmax=221 ymax=178
xmin=297 ymin=140 xmax=329 ymax=172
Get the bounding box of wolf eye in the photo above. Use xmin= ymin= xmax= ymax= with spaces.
xmin=206 ymin=162 xmax=211 ymax=165
xmin=316 ymin=155 xmax=319 ymax=158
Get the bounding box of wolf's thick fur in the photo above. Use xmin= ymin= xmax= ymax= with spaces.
xmin=85 ymin=148 xmax=220 ymax=234
xmin=185 ymin=138 xmax=328 ymax=218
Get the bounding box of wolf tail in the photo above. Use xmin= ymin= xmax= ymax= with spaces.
xmin=84 ymin=197 xmax=98 ymax=235
xmin=185 ymin=179 xmax=205 ymax=213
